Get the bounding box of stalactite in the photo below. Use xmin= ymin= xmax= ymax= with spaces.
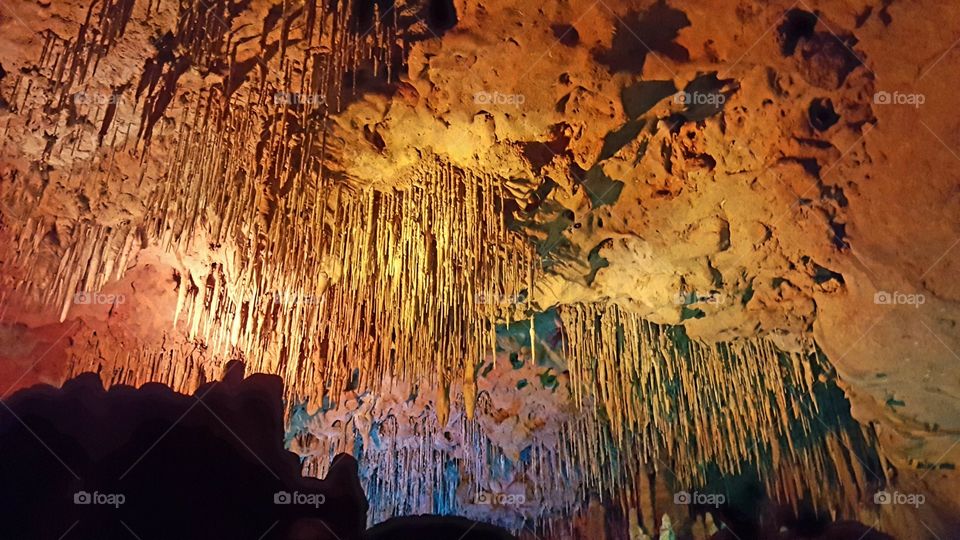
xmin=1 ymin=3 xmax=886 ymax=537
xmin=4 ymin=0 xmax=414 ymax=401
xmin=40 ymin=156 xmax=539 ymax=419
xmin=557 ymin=303 xmax=881 ymax=518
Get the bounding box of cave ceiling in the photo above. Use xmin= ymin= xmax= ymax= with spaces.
xmin=0 ymin=0 xmax=959 ymax=536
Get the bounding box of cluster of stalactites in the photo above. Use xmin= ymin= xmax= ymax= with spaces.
xmin=4 ymin=219 xmax=139 ymax=324
xmin=312 ymin=161 xmax=537 ymax=411
xmin=154 ymin=158 xmax=537 ymax=412
xmin=295 ymin=394 xmax=608 ymax=533
xmin=60 ymin=292 xmax=883 ymax=532
xmin=7 ymin=0 xmax=542 ymax=409
xmin=66 ymin=159 xmax=539 ymax=417
xmin=9 ymin=0 xmax=401 ymax=153
xmin=558 ymin=303 xmax=885 ymax=517
xmin=290 ymin=322 xmax=880 ymax=537
xmin=67 ymin=330 xmax=219 ymax=392
xmin=3 ymin=0 xmax=404 ymax=316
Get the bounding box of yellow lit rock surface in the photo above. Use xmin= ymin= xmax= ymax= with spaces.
xmin=1 ymin=0 xmax=959 ymax=536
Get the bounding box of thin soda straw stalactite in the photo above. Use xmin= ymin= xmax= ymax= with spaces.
xmin=5 ymin=0 xmax=409 ymax=391
xmin=53 ymin=236 xmax=883 ymax=534
xmin=2 ymin=1 xmax=888 ymax=532
xmin=556 ymin=303 xmax=884 ymax=518
xmin=62 ymin=157 xmax=541 ymax=417
xmin=284 ymin=303 xmax=885 ymax=535
xmin=3 ymin=0 xmax=404 ymax=323
xmin=6 ymin=0 xmax=529 ymax=426
xmin=292 ymin=381 xmax=599 ymax=535
xmin=305 ymin=159 xmax=540 ymax=408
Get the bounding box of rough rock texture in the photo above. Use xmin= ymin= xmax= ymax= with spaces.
xmin=1 ymin=0 xmax=959 ymax=538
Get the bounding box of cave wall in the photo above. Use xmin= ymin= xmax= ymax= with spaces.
xmin=1 ymin=0 xmax=959 ymax=537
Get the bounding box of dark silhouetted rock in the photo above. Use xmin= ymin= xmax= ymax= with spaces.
xmin=364 ymin=515 xmax=517 ymax=540
xmin=0 ymin=366 xmax=367 ymax=539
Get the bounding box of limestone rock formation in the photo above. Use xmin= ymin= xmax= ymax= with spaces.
xmin=1 ymin=0 xmax=958 ymax=537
